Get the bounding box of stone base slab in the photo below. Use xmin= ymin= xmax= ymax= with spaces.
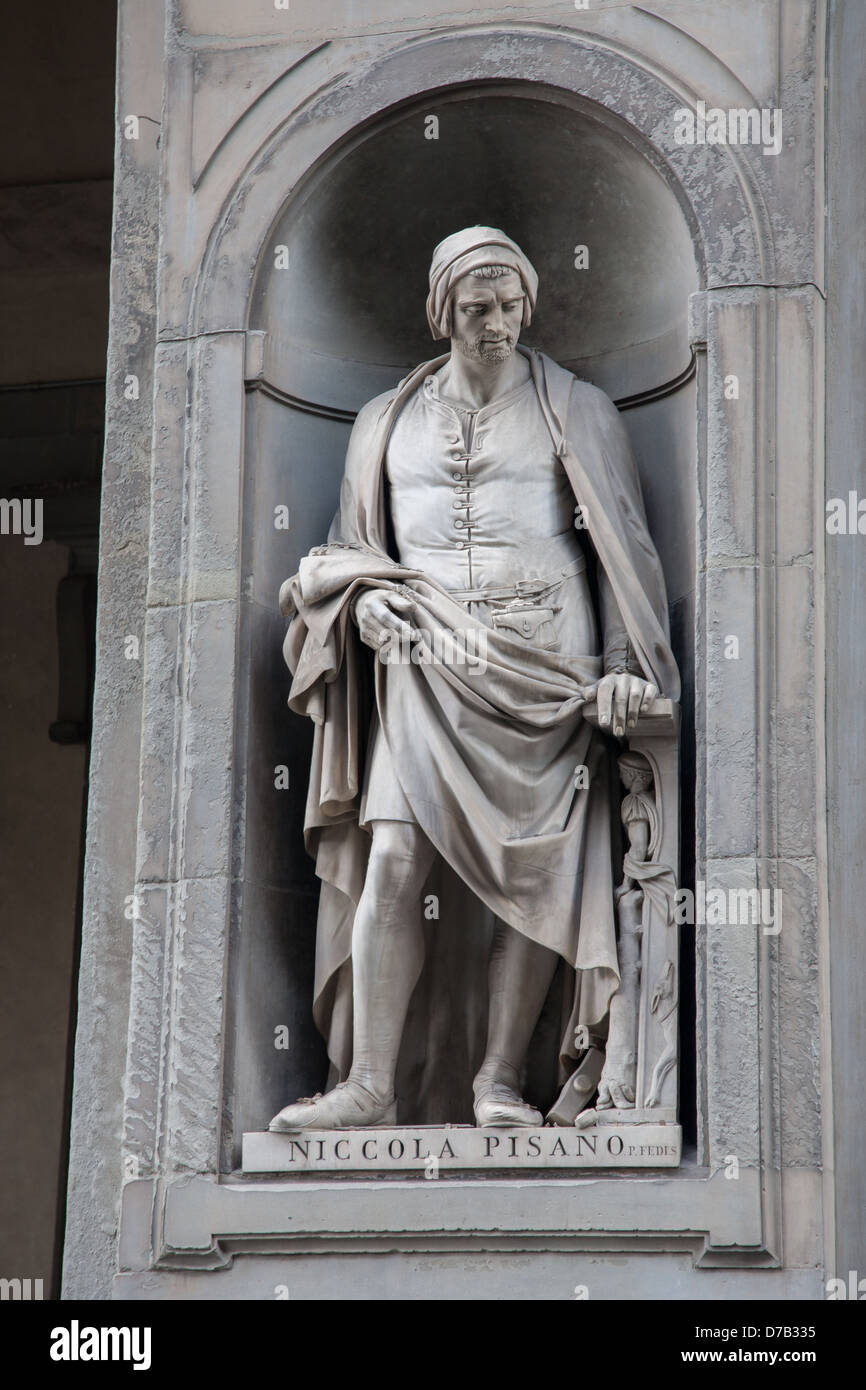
xmin=242 ymin=1123 xmax=682 ymax=1173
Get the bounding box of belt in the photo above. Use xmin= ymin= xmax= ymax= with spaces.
xmin=447 ymin=554 xmax=586 ymax=604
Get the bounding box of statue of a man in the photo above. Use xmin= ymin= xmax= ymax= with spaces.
xmin=270 ymin=226 xmax=679 ymax=1131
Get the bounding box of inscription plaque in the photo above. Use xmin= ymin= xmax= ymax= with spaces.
xmin=243 ymin=1123 xmax=682 ymax=1173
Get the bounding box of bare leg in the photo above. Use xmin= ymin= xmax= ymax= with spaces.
xmin=473 ymin=921 xmax=559 ymax=1126
xmin=270 ymin=820 xmax=436 ymax=1131
xmin=350 ymin=820 xmax=437 ymax=1099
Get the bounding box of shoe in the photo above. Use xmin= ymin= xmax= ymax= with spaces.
xmin=473 ymin=1082 xmax=543 ymax=1127
xmin=268 ymin=1080 xmax=396 ymax=1132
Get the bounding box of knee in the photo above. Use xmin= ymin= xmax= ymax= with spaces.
xmin=370 ymin=820 xmax=424 ymax=860
xmin=366 ymin=822 xmax=430 ymax=902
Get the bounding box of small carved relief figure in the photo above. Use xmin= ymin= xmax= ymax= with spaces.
xmin=617 ymin=750 xmax=657 ymax=899
xmin=647 ymin=959 xmax=678 ymax=1108
xmin=616 ymin=749 xmax=678 ymax=923
xmin=575 ymin=749 xmax=676 ymax=1122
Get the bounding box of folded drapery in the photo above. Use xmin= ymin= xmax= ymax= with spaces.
xmin=279 ymin=349 xmax=678 ymax=1121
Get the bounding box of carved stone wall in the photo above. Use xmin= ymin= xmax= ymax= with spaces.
xmin=62 ymin=0 xmax=841 ymax=1301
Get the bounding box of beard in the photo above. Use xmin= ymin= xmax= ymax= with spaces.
xmin=454 ymin=332 xmax=515 ymax=365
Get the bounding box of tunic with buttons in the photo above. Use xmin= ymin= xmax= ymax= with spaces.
xmin=361 ymin=368 xmax=622 ymax=824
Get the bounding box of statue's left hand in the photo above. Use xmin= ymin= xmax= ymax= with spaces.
xmin=585 ymin=673 xmax=658 ymax=739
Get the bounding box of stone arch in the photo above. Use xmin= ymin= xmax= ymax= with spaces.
xmin=190 ymin=26 xmax=774 ymax=339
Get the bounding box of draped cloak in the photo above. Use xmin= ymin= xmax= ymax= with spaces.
xmin=280 ymin=348 xmax=679 ymax=1123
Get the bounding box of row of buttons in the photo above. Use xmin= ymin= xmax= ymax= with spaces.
xmin=452 ymin=453 xmax=473 ymax=549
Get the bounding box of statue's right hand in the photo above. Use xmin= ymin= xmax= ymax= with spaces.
xmin=353 ymin=588 xmax=421 ymax=652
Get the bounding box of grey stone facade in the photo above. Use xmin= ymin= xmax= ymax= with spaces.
xmin=61 ymin=0 xmax=862 ymax=1300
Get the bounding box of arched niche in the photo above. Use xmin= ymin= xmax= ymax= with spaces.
xmin=248 ymin=84 xmax=700 ymax=409
xmin=228 ymin=80 xmax=702 ymax=1153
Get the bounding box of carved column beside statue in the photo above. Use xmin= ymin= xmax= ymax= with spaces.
xmin=548 ymin=701 xmax=680 ymax=1128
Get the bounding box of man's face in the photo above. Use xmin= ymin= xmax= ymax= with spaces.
xmin=450 ymin=269 xmax=525 ymax=364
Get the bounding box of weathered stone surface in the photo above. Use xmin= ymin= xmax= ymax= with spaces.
xmin=113 ymin=1251 xmax=822 ymax=1302
xmin=825 ymin=0 xmax=866 ymax=1279
xmin=703 ymin=858 xmax=763 ymax=1171
xmin=62 ymin=0 xmax=167 ymax=1301
xmin=64 ymin=0 xmax=835 ymax=1302
xmin=704 ymin=566 xmax=759 ymax=858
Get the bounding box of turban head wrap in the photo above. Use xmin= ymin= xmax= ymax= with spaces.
xmin=425 ymin=226 xmax=539 ymax=340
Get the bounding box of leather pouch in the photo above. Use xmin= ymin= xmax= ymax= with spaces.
xmin=491 ymin=602 xmax=560 ymax=649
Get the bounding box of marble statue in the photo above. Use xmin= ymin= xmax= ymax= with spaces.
xmin=270 ymin=226 xmax=679 ymax=1132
